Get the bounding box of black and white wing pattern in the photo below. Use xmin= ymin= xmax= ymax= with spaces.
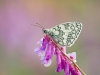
xmin=49 ymin=22 xmax=82 ymax=47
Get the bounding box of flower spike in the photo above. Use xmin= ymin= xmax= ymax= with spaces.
xmin=34 ymin=35 xmax=86 ymax=75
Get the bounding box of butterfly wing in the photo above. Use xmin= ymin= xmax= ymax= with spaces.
xmin=49 ymin=22 xmax=82 ymax=47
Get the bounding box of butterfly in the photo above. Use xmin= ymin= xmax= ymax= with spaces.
xmin=33 ymin=22 xmax=82 ymax=47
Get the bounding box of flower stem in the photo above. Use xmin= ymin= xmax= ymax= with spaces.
xmin=63 ymin=51 xmax=86 ymax=75
xmin=47 ymin=35 xmax=86 ymax=75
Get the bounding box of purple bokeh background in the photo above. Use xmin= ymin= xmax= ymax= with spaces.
xmin=0 ymin=0 xmax=100 ymax=75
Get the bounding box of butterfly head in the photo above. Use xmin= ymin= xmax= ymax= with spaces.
xmin=31 ymin=23 xmax=51 ymax=35
xmin=43 ymin=29 xmax=54 ymax=38
xmin=42 ymin=29 xmax=50 ymax=34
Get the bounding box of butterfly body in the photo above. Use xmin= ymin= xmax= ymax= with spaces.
xmin=43 ymin=22 xmax=82 ymax=47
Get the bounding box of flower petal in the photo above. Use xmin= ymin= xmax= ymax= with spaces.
xmin=61 ymin=58 xmax=70 ymax=75
xmin=37 ymin=37 xmax=43 ymax=44
xmin=64 ymin=63 xmax=69 ymax=75
xmin=34 ymin=47 xmax=42 ymax=56
xmin=44 ymin=43 xmax=52 ymax=64
xmin=67 ymin=52 xmax=76 ymax=62
xmin=55 ymin=47 xmax=62 ymax=72
xmin=41 ymin=42 xmax=55 ymax=66
xmin=44 ymin=59 xmax=52 ymax=67
xmin=62 ymin=46 xmax=67 ymax=53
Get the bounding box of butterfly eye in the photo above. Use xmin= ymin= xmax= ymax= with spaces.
xmin=43 ymin=30 xmax=47 ymax=33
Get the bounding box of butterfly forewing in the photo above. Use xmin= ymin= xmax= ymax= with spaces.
xmin=49 ymin=22 xmax=82 ymax=47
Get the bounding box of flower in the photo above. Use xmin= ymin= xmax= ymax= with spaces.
xmin=34 ymin=35 xmax=54 ymax=67
xmin=55 ymin=49 xmax=81 ymax=75
xmin=34 ymin=35 xmax=82 ymax=75
xmin=67 ymin=52 xmax=77 ymax=62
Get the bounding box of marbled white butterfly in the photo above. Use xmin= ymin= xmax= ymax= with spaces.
xmin=34 ymin=22 xmax=82 ymax=47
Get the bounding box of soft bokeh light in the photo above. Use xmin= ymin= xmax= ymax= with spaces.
xmin=0 ymin=0 xmax=100 ymax=75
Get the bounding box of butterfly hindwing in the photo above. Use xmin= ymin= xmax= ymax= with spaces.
xmin=49 ymin=22 xmax=82 ymax=47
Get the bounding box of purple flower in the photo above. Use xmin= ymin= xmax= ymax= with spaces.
xmin=55 ymin=51 xmax=70 ymax=75
xmin=55 ymin=49 xmax=80 ymax=75
xmin=69 ymin=64 xmax=81 ymax=75
xmin=67 ymin=52 xmax=77 ymax=62
xmin=34 ymin=35 xmax=82 ymax=75
xmin=34 ymin=35 xmax=55 ymax=67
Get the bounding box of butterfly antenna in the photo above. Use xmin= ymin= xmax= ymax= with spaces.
xmin=31 ymin=23 xmax=44 ymax=29
xmin=36 ymin=23 xmax=44 ymax=29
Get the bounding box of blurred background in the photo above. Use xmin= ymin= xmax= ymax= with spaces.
xmin=0 ymin=0 xmax=100 ymax=75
